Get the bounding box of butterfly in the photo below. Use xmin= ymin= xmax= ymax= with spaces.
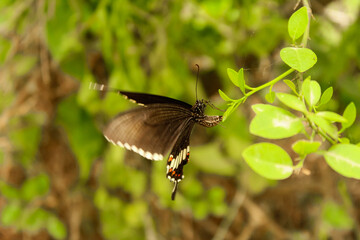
xmin=90 ymin=82 xmax=222 ymax=200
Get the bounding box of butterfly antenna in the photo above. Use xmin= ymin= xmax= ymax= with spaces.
xmin=171 ymin=182 xmax=178 ymax=200
xmin=195 ymin=64 xmax=200 ymax=101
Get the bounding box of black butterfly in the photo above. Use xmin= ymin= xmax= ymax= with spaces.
xmin=90 ymin=82 xmax=222 ymax=200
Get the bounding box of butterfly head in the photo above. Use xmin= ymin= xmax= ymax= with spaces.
xmin=192 ymin=100 xmax=206 ymax=115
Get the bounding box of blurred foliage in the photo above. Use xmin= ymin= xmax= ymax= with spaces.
xmin=0 ymin=0 xmax=360 ymax=239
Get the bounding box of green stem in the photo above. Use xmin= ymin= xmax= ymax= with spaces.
xmin=301 ymin=0 xmax=311 ymax=47
xmin=245 ymin=68 xmax=295 ymax=98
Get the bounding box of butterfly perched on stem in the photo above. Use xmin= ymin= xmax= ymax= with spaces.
xmin=90 ymin=82 xmax=222 ymax=200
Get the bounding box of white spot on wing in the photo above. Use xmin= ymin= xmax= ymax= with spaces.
xmin=124 ymin=143 xmax=131 ymax=150
xmin=131 ymin=145 xmax=138 ymax=152
xmin=104 ymin=135 xmax=116 ymax=145
xmin=145 ymin=151 xmax=153 ymax=159
xmin=117 ymin=141 xmax=124 ymax=148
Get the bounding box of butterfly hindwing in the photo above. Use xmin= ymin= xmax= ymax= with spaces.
xmin=166 ymin=121 xmax=195 ymax=200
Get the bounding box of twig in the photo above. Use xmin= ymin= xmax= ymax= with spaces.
xmin=212 ymin=190 xmax=246 ymax=240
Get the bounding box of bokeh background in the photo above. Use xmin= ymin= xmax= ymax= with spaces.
xmin=1 ymin=0 xmax=360 ymax=239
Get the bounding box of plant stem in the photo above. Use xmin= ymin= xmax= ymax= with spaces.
xmin=245 ymin=68 xmax=295 ymax=98
xmin=301 ymin=0 xmax=312 ymax=47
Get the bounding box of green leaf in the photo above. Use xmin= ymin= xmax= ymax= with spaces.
xmin=341 ymin=102 xmax=356 ymax=131
xmin=227 ymin=68 xmax=239 ymax=87
xmin=222 ymin=101 xmax=241 ymax=122
xmin=302 ymin=79 xmax=321 ymax=108
xmin=242 ymin=143 xmax=293 ymax=180
xmin=322 ymin=201 xmax=353 ymax=229
xmin=0 ymin=203 xmax=22 ymax=225
xmin=318 ymin=87 xmax=333 ymax=106
xmin=47 ymin=216 xmax=67 ymax=240
xmin=250 ymin=104 xmax=304 ymax=139
xmin=0 ymin=181 xmax=20 ymax=200
xmin=308 ymin=114 xmax=338 ymax=140
xmin=276 ymin=92 xmax=307 ymax=113
xmin=292 ymin=140 xmax=321 ymax=157
xmin=124 ymin=201 xmax=147 ymax=227
xmin=21 ymin=174 xmax=50 ymax=202
xmin=288 ymin=7 xmax=308 ymax=41
xmin=218 ymin=89 xmax=233 ymax=101
xmin=238 ymin=68 xmax=246 ymax=94
xmin=23 ymin=208 xmax=50 ymax=232
xmin=265 ymin=90 xmax=275 ymax=103
xmin=280 ymin=47 xmax=317 ymax=72
xmin=315 ymin=111 xmax=347 ymax=123
xmin=283 ymin=79 xmax=298 ymax=95
xmin=323 ymin=144 xmax=360 ymax=179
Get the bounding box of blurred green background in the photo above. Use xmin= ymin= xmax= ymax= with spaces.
xmin=1 ymin=0 xmax=360 ymax=239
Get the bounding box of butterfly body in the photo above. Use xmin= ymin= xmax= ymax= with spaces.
xmin=90 ymin=83 xmax=222 ymax=200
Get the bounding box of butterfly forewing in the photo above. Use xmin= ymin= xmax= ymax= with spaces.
xmin=104 ymin=104 xmax=193 ymax=161
xmin=120 ymin=91 xmax=193 ymax=108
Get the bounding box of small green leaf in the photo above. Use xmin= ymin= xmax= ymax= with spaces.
xmin=218 ymin=89 xmax=233 ymax=101
xmin=0 ymin=181 xmax=20 ymax=200
xmin=242 ymin=143 xmax=293 ymax=179
xmin=288 ymin=7 xmax=309 ymax=41
xmin=322 ymin=201 xmax=353 ymax=229
xmin=323 ymin=144 xmax=360 ymax=179
xmin=21 ymin=174 xmax=50 ymax=202
xmin=276 ymin=92 xmax=307 ymax=113
xmin=47 ymin=216 xmax=67 ymax=240
xmin=238 ymin=68 xmax=246 ymax=94
xmin=223 ymin=100 xmax=242 ymax=122
xmin=1 ymin=203 xmax=22 ymax=225
xmin=280 ymin=47 xmax=317 ymax=72
xmin=283 ymin=79 xmax=298 ymax=95
xmin=308 ymin=114 xmax=338 ymax=140
xmin=318 ymin=87 xmax=333 ymax=106
xmin=341 ymin=102 xmax=356 ymax=131
xmin=302 ymin=79 xmax=321 ymax=108
xmin=250 ymin=104 xmax=304 ymax=139
xmin=340 ymin=137 xmax=350 ymax=144
xmin=23 ymin=208 xmax=50 ymax=232
xmin=292 ymin=140 xmax=321 ymax=157
xmin=227 ymin=68 xmax=239 ymax=87
xmin=265 ymin=90 xmax=275 ymax=103
xmin=315 ymin=111 xmax=347 ymax=123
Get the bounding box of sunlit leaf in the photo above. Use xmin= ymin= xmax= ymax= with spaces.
xmin=243 ymin=143 xmax=293 ymax=179
xmin=318 ymin=87 xmax=333 ymax=106
xmin=280 ymin=47 xmax=317 ymax=72
xmin=292 ymin=140 xmax=321 ymax=157
xmin=283 ymin=79 xmax=298 ymax=95
xmin=302 ymin=79 xmax=321 ymax=108
xmin=341 ymin=102 xmax=356 ymax=131
xmin=315 ymin=111 xmax=347 ymax=123
xmin=288 ymin=7 xmax=308 ymax=41
xmin=276 ymin=92 xmax=307 ymax=113
xmin=323 ymin=144 xmax=360 ymax=179
xmin=250 ymin=104 xmax=304 ymax=139
xmin=218 ymin=89 xmax=233 ymax=101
